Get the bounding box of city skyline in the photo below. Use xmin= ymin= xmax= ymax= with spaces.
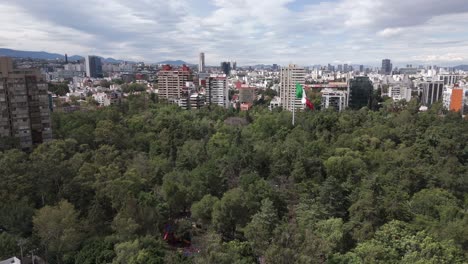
xmin=1 ymin=0 xmax=468 ymax=66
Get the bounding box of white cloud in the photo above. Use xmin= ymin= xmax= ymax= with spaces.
xmin=0 ymin=0 xmax=468 ymax=65
xmin=377 ymin=28 xmax=404 ymax=37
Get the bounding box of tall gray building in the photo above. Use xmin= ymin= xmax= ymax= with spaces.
xmin=199 ymin=52 xmax=205 ymax=73
xmin=85 ymin=55 xmax=103 ymax=78
xmin=382 ymin=59 xmax=392 ymax=75
xmin=0 ymin=57 xmax=52 ymax=150
xmin=419 ymin=80 xmax=444 ymax=106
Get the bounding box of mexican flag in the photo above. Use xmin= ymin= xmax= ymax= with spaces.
xmin=295 ymin=83 xmax=314 ymax=110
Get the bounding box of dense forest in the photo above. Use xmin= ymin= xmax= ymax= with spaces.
xmin=0 ymin=95 xmax=467 ymax=263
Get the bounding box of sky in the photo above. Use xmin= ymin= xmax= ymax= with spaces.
xmin=0 ymin=0 xmax=468 ymax=66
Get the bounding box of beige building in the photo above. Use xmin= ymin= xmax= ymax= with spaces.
xmin=157 ymin=65 xmax=192 ymax=100
xmin=0 ymin=57 xmax=52 ymax=150
xmin=280 ymin=64 xmax=305 ymax=111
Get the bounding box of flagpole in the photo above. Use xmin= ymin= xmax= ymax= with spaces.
xmin=292 ymin=75 xmax=295 ymax=126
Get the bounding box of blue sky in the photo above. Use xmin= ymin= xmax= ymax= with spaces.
xmin=0 ymin=0 xmax=468 ymax=66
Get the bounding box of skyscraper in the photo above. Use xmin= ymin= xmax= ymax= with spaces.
xmin=199 ymin=52 xmax=205 ymax=73
xmin=65 ymin=53 xmax=68 ymax=64
xmin=382 ymin=59 xmax=392 ymax=75
xmin=348 ymin=76 xmax=373 ymax=109
xmin=207 ymin=74 xmax=229 ymax=108
xmin=280 ymin=64 xmax=305 ymax=112
xmin=0 ymin=57 xmax=52 ymax=150
xmin=85 ymin=55 xmax=103 ymax=78
xmin=343 ymin=64 xmax=349 ymax=73
xmin=221 ymin=62 xmax=231 ymax=76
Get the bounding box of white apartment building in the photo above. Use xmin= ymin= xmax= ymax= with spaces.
xmin=321 ymin=88 xmax=348 ymax=111
xmin=280 ymin=64 xmax=305 ymax=112
xmin=207 ymin=74 xmax=230 ymax=108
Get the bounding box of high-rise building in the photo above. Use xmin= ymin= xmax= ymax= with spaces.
xmin=321 ymin=88 xmax=348 ymax=111
xmin=348 ymin=76 xmax=373 ymax=109
xmin=232 ymin=61 xmax=237 ymax=71
xmin=0 ymin=57 xmax=52 ymax=150
xmin=337 ymin=65 xmax=343 ymax=72
xmin=85 ymin=55 xmax=103 ymax=78
xmin=207 ymin=74 xmax=229 ymax=108
xmin=442 ymin=85 xmax=466 ymax=114
xmin=272 ymin=64 xmax=279 ymax=71
xmin=343 ymin=64 xmax=349 ymax=73
xmin=65 ymin=54 xmax=68 ymax=64
xmin=359 ymin=65 xmax=364 ymax=72
xmin=382 ymin=59 xmax=392 ymax=75
xmin=280 ymin=64 xmax=306 ymax=112
xmin=419 ymin=80 xmax=444 ymax=106
xmin=199 ymin=52 xmax=205 ymax=73
xmin=157 ymin=64 xmax=192 ymax=100
xmin=221 ymin=62 xmax=231 ymax=76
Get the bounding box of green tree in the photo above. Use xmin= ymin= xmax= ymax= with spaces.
xmin=191 ymin=195 xmax=219 ymax=227
xmin=212 ymin=188 xmax=250 ymax=239
xmin=33 ymin=200 xmax=83 ymax=264
xmin=244 ymin=198 xmax=279 ymax=255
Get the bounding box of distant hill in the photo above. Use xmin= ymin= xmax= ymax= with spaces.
xmin=157 ymin=60 xmax=192 ymax=66
xmin=0 ymin=48 xmax=128 ymax=63
xmin=454 ymin=65 xmax=468 ymax=71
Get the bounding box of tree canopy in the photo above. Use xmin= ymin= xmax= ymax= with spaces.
xmin=0 ymin=94 xmax=467 ymax=263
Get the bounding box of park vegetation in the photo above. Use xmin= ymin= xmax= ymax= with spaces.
xmin=0 ymin=95 xmax=467 ymax=263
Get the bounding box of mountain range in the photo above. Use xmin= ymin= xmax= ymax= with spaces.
xmin=453 ymin=65 xmax=468 ymax=71
xmin=0 ymin=48 xmax=192 ymax=65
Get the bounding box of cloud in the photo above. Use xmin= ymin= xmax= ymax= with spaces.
xmin=0 ymin=0 xmax=468 ymax=65
xmin=377 ymin=28 xmax=404 ymax=38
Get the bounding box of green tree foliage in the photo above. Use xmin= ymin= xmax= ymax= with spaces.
xmin=332 ymin=220 xmax=465 ymax=264
xmin=244 ymin=199 xmax=279 ymax=255
xmin=33 ymin=200 xmax=83 ymax=264
xmin=0 ymin=94 xmax=467 ymax=262
xmin=49 ymin=82 xmax=70 ymax=96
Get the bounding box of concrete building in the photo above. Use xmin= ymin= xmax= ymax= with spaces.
xmin=437 ymin=74 xmax=464 ymax=85
xmin=388 ymin=83 xmax=412 ymax=102
xmin=85 ymin=55 xmax=103 ymax=78
xmin=321 ymin=88 xmax=348 ymax=111
xmin=384 ymin=75 xmax=413 ymax=102
xmin=382 ymin=59 xmax=392 ymax=75
xmin=269 ymin=96 xmax=281 ymax=111
xmin=419 ymin=80 xmax=444 ymax=106
xmin=207 ymin=74 xmax=229 ymax=108
xmin=189 ymin=93 xmax=205 ymax=109
xmin=280 ymin=64 xmax=306 ymax=112
xmin=92 ymin=92 xmax=121 ymax=107
xmin=157 ymin=65 xmax=192 ymax=100
xmin=0 ymin=57 xmax=52 ymax=150
xmin=199 ymin=52 xmax=205 ymax=73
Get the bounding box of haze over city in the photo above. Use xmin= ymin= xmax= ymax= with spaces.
xmin=1 ymin=0 xmax=468 ymax=66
